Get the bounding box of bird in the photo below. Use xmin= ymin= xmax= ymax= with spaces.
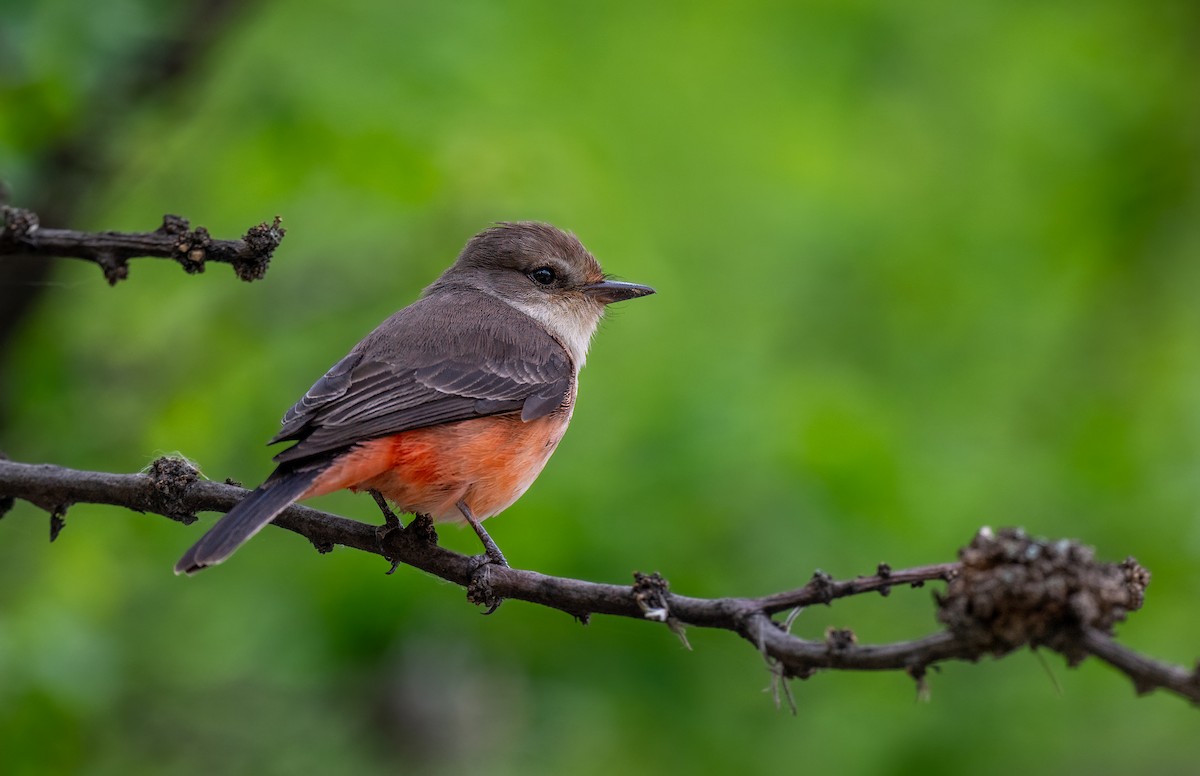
xmin=175 ymin=221 xmax=654 ymax=574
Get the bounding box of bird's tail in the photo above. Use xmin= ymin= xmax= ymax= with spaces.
xmin=175 ymin=468 xmax=318 ymax=575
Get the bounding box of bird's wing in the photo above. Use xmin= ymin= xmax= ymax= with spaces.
xmin=269 ymin=290 xmax=574 ymax=464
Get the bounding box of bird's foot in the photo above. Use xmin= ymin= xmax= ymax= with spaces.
xmin=370 ymin=493 xmax=439 ymax=575
xmin=467 ymin=560 xmax=504 ymax=615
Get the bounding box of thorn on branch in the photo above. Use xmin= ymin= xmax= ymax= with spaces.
xmin=908 ymin=664 xmax=932 ymax=702
xmin=96 ymin=251 xmax=130 ymax=285
xmin=49 ymin=505 xmax=67 ymax=541
xmin=1132 ymin=674 xmax=1158 ymax=697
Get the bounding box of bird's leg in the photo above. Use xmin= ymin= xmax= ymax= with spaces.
xmin=459 ymin=500 xmax=505 ymax=614
xmin=457 ymin=499 xmax=508 ymax=568
xmin=370 ymin=489 xmax=403 ymax=575
xmin=370 ymin=489 xmax=403 ymax=532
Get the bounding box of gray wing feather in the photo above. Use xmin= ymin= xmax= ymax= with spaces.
xmin=269 ymin=291 xmax=573 ymax=465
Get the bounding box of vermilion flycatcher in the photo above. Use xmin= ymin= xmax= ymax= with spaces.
xmin=175 ymin=222 xmax=653 ymax=574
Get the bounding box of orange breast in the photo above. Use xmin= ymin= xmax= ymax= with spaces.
xmin=302 ymin=412 xmax=570 ymax=523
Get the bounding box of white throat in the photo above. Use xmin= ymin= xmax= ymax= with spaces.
xmin=500 ymin=295 xmax=602 ymax=369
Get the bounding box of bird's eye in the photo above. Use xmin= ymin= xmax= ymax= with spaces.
xmin=529 ymin=267 xmax=556 ymax=286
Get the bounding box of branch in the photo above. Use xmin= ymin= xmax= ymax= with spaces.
xmin=1 ymin=456 xmax=1197 ymax=706
xmin=0 ymin=207 xmax=285 ymax=284
xmin=0 ymin=0 xmax=260 ymax=359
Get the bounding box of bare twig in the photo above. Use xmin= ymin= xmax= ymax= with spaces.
xmin=0 ymin=208 xmax=284 ymax=284
xmin=1 ymin=457 xmax=1197 ymax=705
xmin=0 ymin=0 xmax=258 ymax=361
xmin=1082 ymin=628 xmax=1200 ymax=699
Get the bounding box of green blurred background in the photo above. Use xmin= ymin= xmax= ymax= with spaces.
xmin=3 ymin=0 xmax=1199 ymax=773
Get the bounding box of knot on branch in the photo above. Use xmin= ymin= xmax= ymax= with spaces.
xmin=825 ymin=627 xmax=857 ymax=653
xmin=405 ymin=513 xmax=438 ymax=547
xmin=633 ymin=571 xmax=671 ymax=621
xmin=0 ymin=205 xmax=38 ymax=247
xmin=235 ymin=216 xmax=285 ymax=281
xmin=145 ymin=456 xmax=202 ymax=524
xmin=936 ymin=527 xmax=1150 ymax=663
xmin=875 ymin=563 xmax=893 ymax=596
xmin=808 ymin=569 xmax=836 ymax=604
xmin=633 ymin=571 xmax=691 ymax=648
xmin=158 ymin=215 xmax=212 ymax=274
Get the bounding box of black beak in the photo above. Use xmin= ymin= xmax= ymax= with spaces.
xmin=583 ymin=279 xmax=656 ymax=305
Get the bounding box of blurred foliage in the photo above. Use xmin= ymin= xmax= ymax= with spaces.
xmin=3 ymin=0 xmax=1200 ymax=773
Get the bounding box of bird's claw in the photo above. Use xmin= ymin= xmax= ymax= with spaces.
xmin=467 ymin=557 xmax=505 ymax=614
